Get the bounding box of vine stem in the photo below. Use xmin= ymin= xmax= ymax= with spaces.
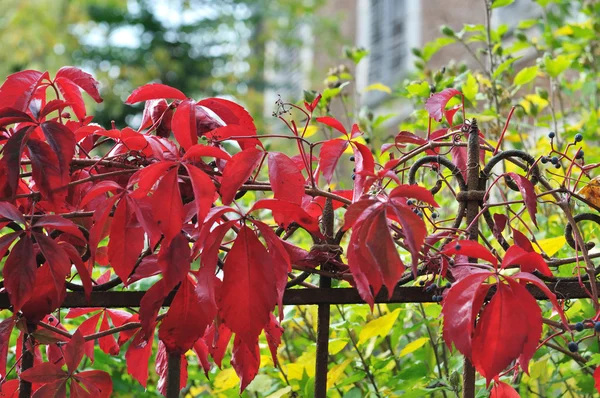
xmin=166 ymin=351 xmax=181 ymax=398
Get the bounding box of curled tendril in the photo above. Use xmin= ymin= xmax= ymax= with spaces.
xmin=564 ymin=213 xmax=600 ymax=251
xmin=408 ymin=155 xmax=467 ymax=193
xmin=482 ymin=149 xmax=541 ymax=191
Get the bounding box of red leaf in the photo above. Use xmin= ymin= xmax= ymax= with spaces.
xmin=159 ymin=275 xmax=216 ymax=354
xmin=157 ymin=233 xmax=191 ymax=290
xmin=394 ymin=131 xmax=427 ymax=147
xmin=55 ymin=77 xmax=86 ymax=120
xmin=34 ymin=233 xmax=71 ymax=295
xmin=342 ymin=199 xmax=380 ymax=231
xmin=125 ymin=83 xmax=186 ymax=104
xmin=19 ymin=362 xmax=67 ymax=383
xmin=27 ymin=139 xmax=67 ymax=206
xmin=20 ymin=265 xmax=66 ymax=324
xmin=363 ymin=209 xmax=406 ymax=298
xmin=98 ymin=313 xmax=119 ymax=356
xmin=318 ymin=139 xmax=349 ymax=185
xmin=34 ymin=215 xmax=85 ymax=242
xmin=490 ymin=380 xmax=520 ymax=398
xmin=79 ymin=180 xmax=123 ymax=208
xmin=1 ymin=127 xmax=29 ymax=197
xmin=0 ymin=317 xmax=15 ymax=379
xmin=3 ymin=236 xmax=36 ymax=312
xmin=442 ymin=240 xmax=498 ymax=266
xmin=389 ymin=184 xmax=440 ymax=207
xmin=0 ymin=202 xmax=26 ymax=224
xmin=219 ymin=147 xmax=263 ymax=205
xmin=501 ymin=245 xmax=552 ymax=276
xmin=0 ymin=70 xmax=48 ymax=112
xmin=471 ymin=282 xmax=531 ymax=384
xmin=594 ymin=367 xmax=600 ymax=395
xmin=72 ymin=370 xmax=112 ymax=398
xmin=268 ymin=152 xmax=304 ymax=205
xmin=249 ymin=199 xmax=323 ymax=237
xmin=182 ymin=144 xmax=231 ymax=161
xmin=152 ymin=167 xmax=184 ymax=243
xmin=220 ymin=226 xmax=278 ymax=346
xmin=507 ymin=173 xmax=538 ymax=227
xmin=451 ymin=144 xmax=468 ymax=181
xmin=316 ymin=116 xmax=347 ymax=136
xmin=197 ymin=97 xmax=257 ymax=137
xmin=56 ymin=67 xmax=103 ymax=103
xmin=61 ymin=242 xmax=92 ymax=300
xmin=130 ymin=161 xmax=175 ymax=197
xmin=206 ymin=323 xmax=232 ymax=368
xmin=0 ymin=379 xmax=19 ymax=396
xmin=171 ymin=99 xmax=198 ymax=150
xmin=63 ymin=329 xmax=85 ymax=373
xmin=193 ymin=338 xmax=211 ymax=378
xmin=493 ymin=213 xmax=508 ymax=241
xmin=0 ymin=107 xmax=34 ymax=127
xmin=231 ymin=335 xmax=260 ymax=393
xmin=204 ymin=124 xmax=262 ymax=151
xmin=125 ymin=332 xmax=153 ymax=388
xmin=139 ymin=280 xmax=168 ymax=339
xmin=32 ymin=379 xmax=67 ymax=397
xmin=387 ymin=200 xmax=429 ymax=275
xmin=264 ymin=313 xmax=283 ymax=365
xmin=183 ymin=164 xmax=216 ymax=225
xmin=351 ymin=142 xmax=375 ymax=201
xmin=442 ymin=271 xmax=493 ymax=358
xmin=511 ymin=272 xmax=569 ymax=327
xmin=425 ymin=88 xmax=462 ymax=122
xmin=512 ymin=229 xmax=534 ymax=252
xmin=108 ymin=199 xmax=145 ymax=283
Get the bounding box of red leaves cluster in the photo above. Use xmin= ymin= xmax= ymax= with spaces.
xmin=0 ymin=68 xmax=583 ymax=397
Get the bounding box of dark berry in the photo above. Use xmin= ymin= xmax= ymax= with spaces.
xmin=351 ymin=174 xmax=355 ymax=180
xmin=594 ymin=322 xmax=600 ymax=332
xmin=548 ymin=131 xmax=556 ymax=139
xmin=434 ymin=295 xmax=443 ymax=302
xmin=576 ymin=150 xmax=584 ymax=159
xmin=431 ymin=211 xmax=439 ymax=219
xmin=407 ymin=199 xmax=414 ymax=206
xmin=416 ymin=211 xmax=423 ymax=217
xmin=48 ymin=317 xmax=54 ymax=322
xmin=550 ymin=156 xmax=559 ymax=165
xmin=567 ymin=341 xmax=579 ymax=352
xmin=418 ymin=280 xmax=425 ymax=286
xmin=455 ymin=244 xmax=462 ymax=251
xmin=575 ymin=322 xmax=584 ymax=332
xmin=425 ymin=284 xmax=436 ymax=293
xmin=574 ymin=133 xmax=583 ymax=143
xmin=352 ymin=168 xmax=356 ymax=172
xmin=445 ymin=282 xmax=452 ymax=289
xmin=541 ymin=156 xmax=548 ymax=164
xmin=554 ymin=162 xmax=561 ymax=169
xmin=349 ymin=156 xmax=355 ymax=161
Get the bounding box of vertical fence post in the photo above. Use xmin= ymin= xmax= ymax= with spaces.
xmin=462 ymin=119 xmax=482 ymax=398
xmin=18 ymin=332 xmax=34 ymax=398
xmin=166 ymin=352 xmax=181 ymax=398
xmin=315 ymin=274 xmax=331 ymax=398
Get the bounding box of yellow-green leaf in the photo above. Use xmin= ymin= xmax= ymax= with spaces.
xmin=358 ymin=308 xmax=401 ymax=345
xmin=492 ymin=0 xmax=515 ymax=8
xmin=329 ymin=339 xmax=348 ymax=355
xmin=544 ymin=55 xmax=571 ymax=78
xmin=267 ymin=387 xmax=292 ymax=398
xmin=534 ymin=236 xmax=566 ymax=257
xmin=364 ymin=83 xmax=392 ymax=94
xmin=327 ymin=358 xmax=352 ymax=389
xmin=303 ymin=125 xmax=319 ymax=138
xmin=214 ymin=368 xmax=240 ymax=391
xmin=462 ymin=73 xmax=478 ymax=102
xmin=399 ymin=337 xmax=430 ymax=357
xmin=513 ymin=66 xmax=539 ymax=86
xmin=407 ymin=81 xmax=430 ymax=98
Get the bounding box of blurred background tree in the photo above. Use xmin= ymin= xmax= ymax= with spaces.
xmin=0 ymin=0 xmax=342 ymax=129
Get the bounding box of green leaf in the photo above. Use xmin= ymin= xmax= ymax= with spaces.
xmin=358 ymin=308 xmax=401 ymax=345
xmin=327 ymin=359 xmax=352 ymax=389
xmin=545 ymin=55 xmax=571 ymax=78
xmin=406 ymin=81 xmax=430 ymax=98
xmin=328 ymin=339 xmax=348 ymax=355
xmin=363 ymin=83 xmax=392 ymax=94
xmin=399 ymin=337 xmax=429 ymax=357
xmin=422 ymin=37 xmax=455 ymax=62
xmin=492 ymin=0 xmax=515 ymax=8
xmin=513 ymin=66 xmax=539 ymax=86
xmin=493 ymin=57 xmax=520 ymax=78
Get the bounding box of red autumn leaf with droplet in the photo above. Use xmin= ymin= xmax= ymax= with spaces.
xmin=0 ymin=70 xmax=49 ymax=111
xmin=125 ymin=83 xmax=186 ymax=104
xmin=219 ymin=226 xmax=278 ymax=347
xmin=425 ymin=88 xmax=462 ymax=122
xmin=219 ymin=147 xmax=263 ymax=205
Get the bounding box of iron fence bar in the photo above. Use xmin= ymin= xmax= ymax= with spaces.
xmin=0 ymin=283 xmax=594 ymax=310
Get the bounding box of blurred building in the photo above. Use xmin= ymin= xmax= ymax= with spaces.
xmin=266 ymin=0 xmax=541 ymax=123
